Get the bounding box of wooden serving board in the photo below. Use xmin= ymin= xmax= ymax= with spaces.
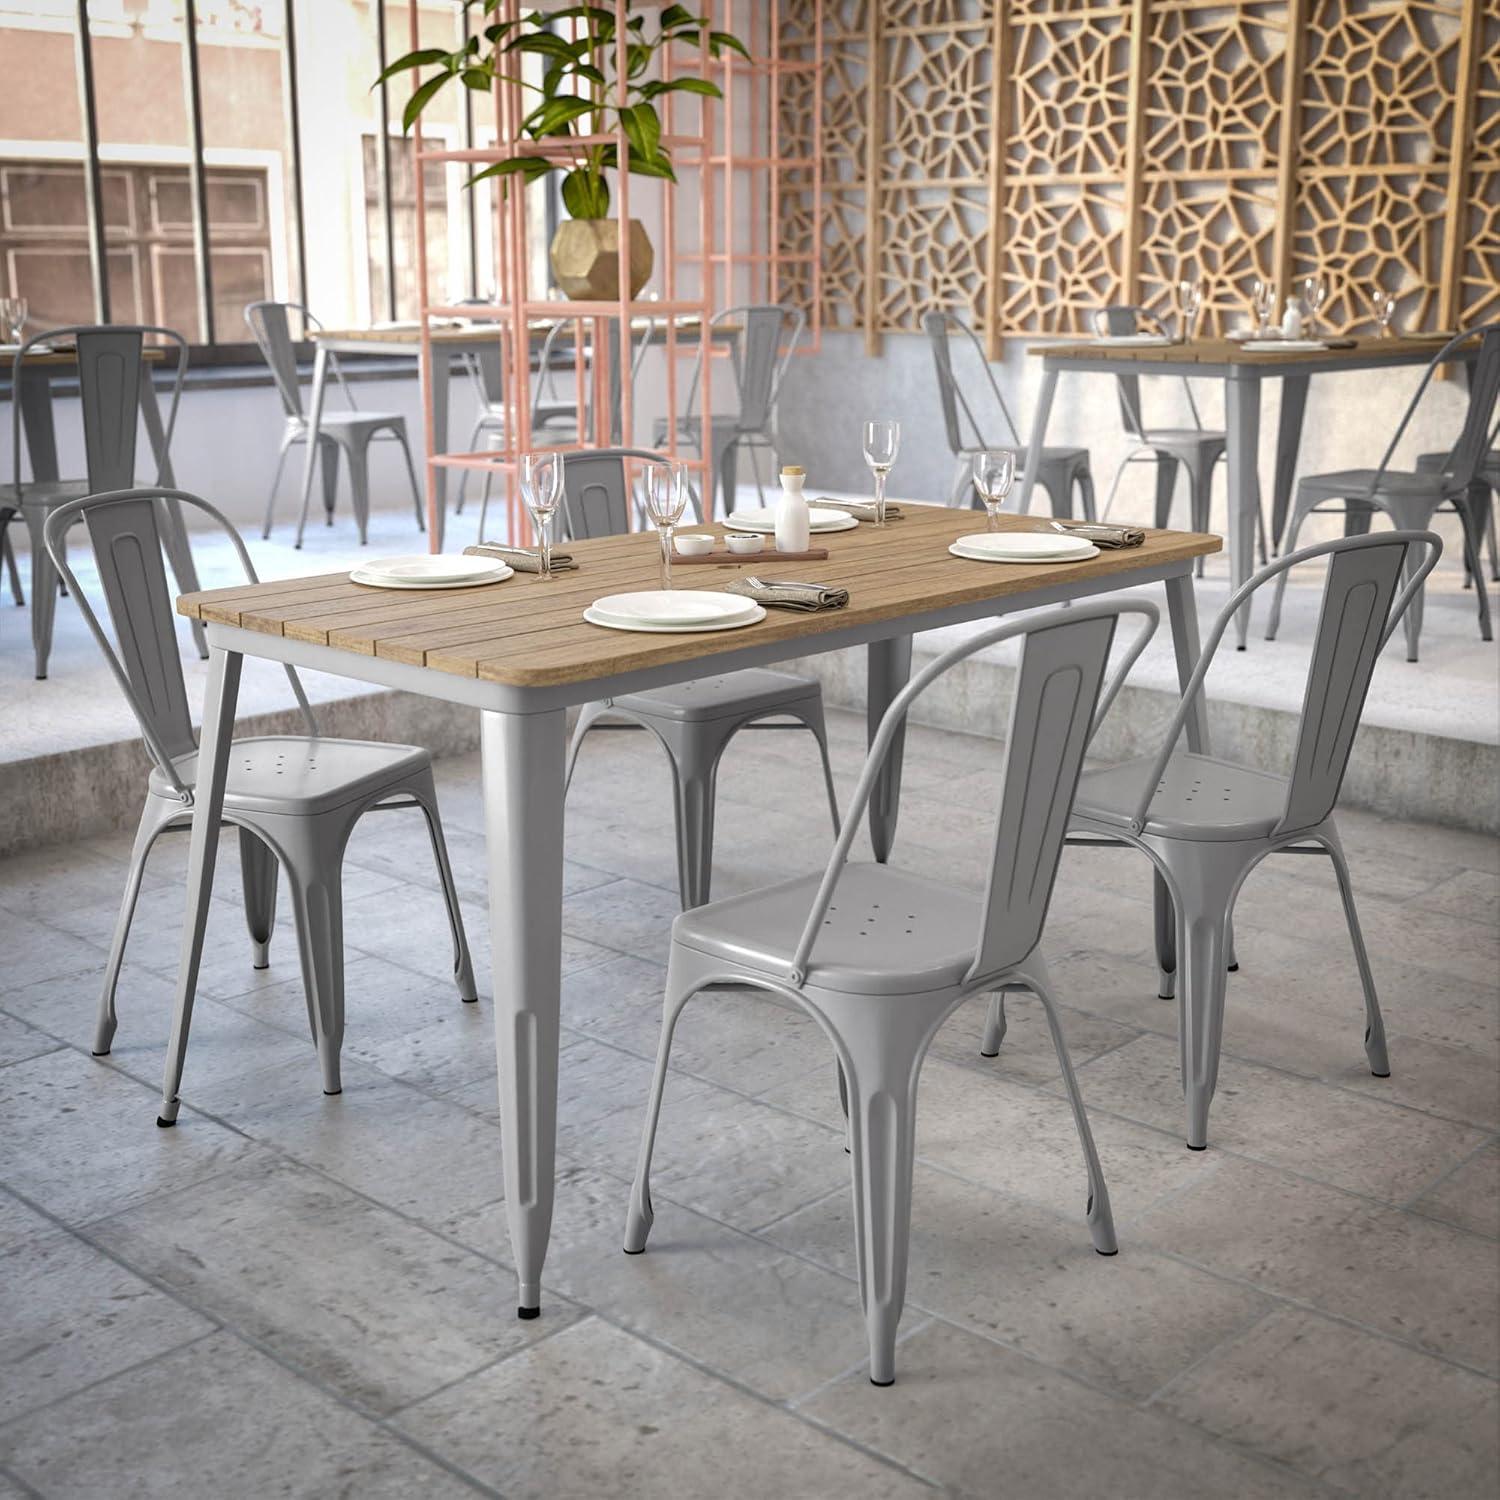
xmin=673 ymin=546 xmax=830 ymax=565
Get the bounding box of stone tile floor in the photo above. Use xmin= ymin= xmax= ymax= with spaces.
xmin=1 ymin=710 xmax=1496 ymax=1498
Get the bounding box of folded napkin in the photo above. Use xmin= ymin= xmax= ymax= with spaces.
xmin=465 ymin=543 xmax=578 ymax=573
xmin=813 ymin=496 xmax=904 ymax=521
xmin=723 ymin=577 xmax=850 ymax=612
xmin=1048 ymin=521 xmax=1144 ymax=550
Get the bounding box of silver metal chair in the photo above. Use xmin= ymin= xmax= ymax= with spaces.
xmin=622 ymin=601 xmax=1156 ymax=1385
xmin=44 ymin=487 xmax=477 ymax=1114
xmin=1270 ymin=324 xmax=1500 ymax=661
xmin=653 ymin=304 xmax=804 ymax=519
xmin=3 ymin=324 xmax=199 ymax=678
xmin=1091 ymin=305 xmax=1256 ymax=573
xmin=559 ymin=448 xmax=839 ymax=909
xmin=922 ymin=310 xmax=1095 ymax=518
xmin=244 ymin=300 xmax=424 ymax=547
xmin=1043 ymin=531 xmax=1441 ymax=1153
xmin=1416 ymin=439 xmax=1498 ymax=587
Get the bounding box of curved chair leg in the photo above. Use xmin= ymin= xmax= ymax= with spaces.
xmin=1075 ymin=465 xmax=1097 ymax=523
xmin=1266 ymin=501 xmax=1315 ymax=640
xmin=979 ymin=990 xmax=1008 ymax=1056
xmin=1456 ymin=485 xmax=1493 ymax=643
xmin=95 ymin=802 xmax=173 ymax=1056
xmin=394 ymin=427 xmax=426 ymax=533
xmin=413 ymin=788 xmax=479 ymax=1003
xmin=23 ymin=504 xmax=59 ymax=679
xmin=262 ymin=433 xmax=296 ymax=539
xmin=454 ymin=415 xmax=488 ymax=513
xmin=344 ymin=440 xmax=372 ymax=546
xmin=1021 ymin=960 xmax=1117 ymax=1254
xmin=477 ymin=464 xmax=498 ymax=542
xmin=319 ymin=436 xmax=340 ymax=525
xmin=3 ymin=525 xmax=23 ymax=605
xmin=283 ymin=829 xmax=347 ymax=1095
xmin=239 ymin=827 xmax=279 ymax=970
xmin=623 ymin=964 xmax=701 ymax=1253
xmin=1153 ymin=454 xmax=1180 ymax=534
xmin=1183 ymin=459 xmax=1210 ymax=577
xmin=1319 ymin=830 xmax=1390 ymax=1077
xmin=562 ymin=700 xmax=613 ymax=797
xmin=798 ymin=700 xmax=843 ymax=836
xmin=948 ymin=452 xmax=972 ymax=507
xmin=669 ymin=735 xmax=723 ymax=910
xmin=1154 ymin=869 xmax=1177 ymax=1000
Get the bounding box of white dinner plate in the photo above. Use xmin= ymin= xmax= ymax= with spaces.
xmin=589 ymin=589 xmax=759 ymax=627
xmin=350 ymin=564 xmax=512 ymax=590
xmin=949 ymin=533 xmax=1099 ymax=564
xmin=725 ymin=507 xmax=860 ymax=535
xmin=583 ymin=603 xmax=766 ymax=634
xmin=1090 ymin=334 xmax=1172 ymax=347
xmin=1241 ymin=339 xmax=1327 ymax=353
xmin=358 ymin=553 xmax=506 ymax=584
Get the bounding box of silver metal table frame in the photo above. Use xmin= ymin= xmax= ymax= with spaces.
xmin=162 ymin=552 xmax=1210 ymax=1318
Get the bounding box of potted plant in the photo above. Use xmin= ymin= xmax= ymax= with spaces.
xmin=379 ymin=4 xmax=749 ymax=301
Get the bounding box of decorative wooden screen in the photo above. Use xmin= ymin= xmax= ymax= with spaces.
xmin=780 ymin=0 xmax=1498 ymax=353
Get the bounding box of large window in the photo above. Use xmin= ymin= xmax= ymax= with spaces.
xmin=0 ymin=0 xmax=552 ymax=348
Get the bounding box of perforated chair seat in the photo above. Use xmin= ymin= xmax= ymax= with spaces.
xmin=1142 ymin=428 xmax=1226 ymax=453
xmin=1 ymin=478 xmax=91 ymax=508
xmin=1074 ymin=752 xmax=1290 ymax=842
xmin=614 ymin=668 xmax=821 ymax=724
xmin=673 ymin=864 xmax=983 ymax=996
xmin=150 ymin=735 xmax=431 ymax=817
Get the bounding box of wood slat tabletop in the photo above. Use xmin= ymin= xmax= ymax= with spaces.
xmin=312 ymin=317 xmax=714 ymax=347
xmin=1028 ymin=333 xmax=1459 ymax=366
xmin=178 ymin=508 xmax=1220 ymax=690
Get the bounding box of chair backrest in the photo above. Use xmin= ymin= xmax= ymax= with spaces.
xmin=1436 ymin=324 xmax=1500 ymax=490
xmin=921 ymin=309 xmax=1022 ymax=456
xmin=559 ymin=447 xmax=664 ymax=539
xmin=789 ymin=600 xmax=1160 ymax=986
xmin=42 ymin=487 xmax=315 ymax=798
xmin=11 ymin=325 xmax=187 ymax=491
xmin=245 ymin=300 xmax=313 ymax=419
xmin=1131 ymin=531 xmax=1442 ymax=840
xmin=727 ymin=303 xmax=803 ymax=432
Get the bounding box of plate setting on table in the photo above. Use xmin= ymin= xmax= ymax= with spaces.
xmin=948 ymin=531 xmax=1100 ymax=564
xmin=725 ymin=506 xmax=859 ymax=534
xmin=583 ymin=589 xmax=767 ymax=633
xmin=350 ymin=554 xmax=514 ymax=590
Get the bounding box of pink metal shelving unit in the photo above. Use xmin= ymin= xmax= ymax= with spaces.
xmin=404 ymin=0 xmax=821 ymax=546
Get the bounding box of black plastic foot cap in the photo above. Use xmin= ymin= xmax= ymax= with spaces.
xmin=870 ymin=1376 xmax=895 ymax=1388
xmin=1186 ymin=1142 xmax=1207 ymax=1151
xmin=1157 ymin=992 xmax=1174 ymax=1001
xmin=517 ymin=1305 xmax=540 ymax=1320
xmin=1371 ymin=1069 xmax=1391 ymax=1078
xmin=1236 ymin=644 xmax=1246 ymax=651
xmin=252 ymin=962 xmax=269 ymax=971
xmin=979 ymin=1048 xmax=1000 ymax=1059
xmin=323 ymin=1088 xmax=342 ymax=1097
xmin=156 ymin=1116 xmax=176 ymax=1128
xmin=91 ymin=1049 xmax=110 ymax=1058
xmin=461 ymin=994 xmax=479 ymax=1004
xmin=622 ymin=1246 xmax=645 ymax=1256
xmin=1227 ymin=962 xmax=1240 ymax=972
xmin=1096 ymin=1246 xmax=1119 ymax=1256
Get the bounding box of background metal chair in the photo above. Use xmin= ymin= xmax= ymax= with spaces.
xmin=45 ymin=486 xmax=477 ymax=1117
xmin=653 ymin=304 xmax=803 ymax=519
xmin=922 ymin=310 xmax=1095 ymax=518
xmin=1270 ymin=323 xmax=1500 ymax=661
xmin=1042 ymin=531 xmax=1441 ymax=1153
xmin=558 ymin=448 xmax=839 ymax=909
xmin=3 ymin=324 xmax=199 ymax=678
xmin=621 ymin=601 xmax=1156 ymax=1385
xmin=1092 ymin=305 xmax=1251 ymax=570
xmin=245 ymin=300 xmax=424 ymax=547
xmin=1416 ymin=435 xmax=1498 ymax=588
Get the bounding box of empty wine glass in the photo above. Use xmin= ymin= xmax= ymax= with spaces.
xmin=519 ymin=451 xmax=563 ymax=578
xmin=862 ymin=418 xmax=900 ymax=527
xmin=1251 ymin=278 xmax=1276 ymax=336
xmin=1175 ymin=278 xmax=1204 ymax=342
xmin=0 ymin=296 xmax=26 ymax=345
xmin=1370 ymin=288 xmax=1397 ymax=338
xmin=972 ymin=449 xmax=1017 ymax=532
xmin=1301 ymin=276 xmax=1328 ymax=336
xmin=643 ymin=459 xmax=689 ymax=589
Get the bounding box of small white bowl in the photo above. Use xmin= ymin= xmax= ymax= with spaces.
xmin=673 ymin=534 xmax=715 ymax=557
xmin=725 ymin=532 xmax=765 ymax=555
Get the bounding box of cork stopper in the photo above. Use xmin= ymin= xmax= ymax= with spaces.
xmin=781 ymin=465 xmax=805 ymax=476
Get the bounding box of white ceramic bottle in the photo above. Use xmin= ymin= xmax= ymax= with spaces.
xmin=775 ymin=464 xmax=810 ymax=553
xmin=1281 ymin=298 xmax=1303 ymax=339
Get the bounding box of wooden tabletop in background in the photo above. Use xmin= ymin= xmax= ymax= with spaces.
xmin=1029 ymin=333 xmax=1460 ymax=366
xmin=178 ymin=509 xmax=1219 ymax=691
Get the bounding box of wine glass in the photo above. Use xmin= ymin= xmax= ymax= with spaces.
xmin=0 ymin=296 xmax=26 ymax=346
xmin=519 ymin=451 xmax=563 ymax=578
xmin=643 ymin=459 xmax=689 ymax=589
xmin=1370 ymin=288 xmax=1397 ymax=338
xmin=972 ymin=449 xmax=1017 ymax=532
xmin=862 ymin=418 xmax=900 ymax=527
xmin=1174 ymin=278 xmax=1204 ymax=343
xmin=1250 ymin=278 xmax=1276 ymax=337
xmin=1301 ymin=276 xmax=1328 ymax=336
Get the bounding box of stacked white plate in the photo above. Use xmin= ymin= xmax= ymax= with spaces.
xmin=350 ymin=554 xmax=513 ymax=590
xmin=583 ymin=589 xmax=766 ymax=633
xmin=1241 ymin=339 xmax=1327 ymax=352
xmin=725 ymin=506 xmax=859 ymax=535
xmin=948 ymin=532 xmax=1100 ymax=564
xmin=1090 ymin=333 xmax=1172 ymax=347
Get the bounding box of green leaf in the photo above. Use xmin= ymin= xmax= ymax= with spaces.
xmin=626 ymin=41 xmax=652 ymax=77
xmin=523 ymin=94 xmax=595 ymax=137
xmin=618 ymin=101 xmax=662 ymax=164
xmin=659 ymin=5 xmax=703 ymax=29
xmin=401 ymin=70 xmax=453 ymax=132
xmin=375 ymin=48 xmax=452 ymax=87
xmin=641 ymin=76 xmax=720 ymax=99
xmin=465 ymin=155 xmax=552 ymax=192
xmin=561 ymin=166 xmax=609 ymax=218
xmin=460 ymin=67 xmax=492 ymax=92
xmin=708 ymin=30 xmax=751 ymax=61
xmin=503 ymin=32 xmax=582 ymax=62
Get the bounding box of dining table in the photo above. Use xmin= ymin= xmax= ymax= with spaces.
xmin=1020 ymin=333 xmax=1464 ymax=648
xmin=169 ymin=505 xmax=1220 ymax=1320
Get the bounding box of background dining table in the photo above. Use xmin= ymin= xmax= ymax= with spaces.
xmin=171 ymin=505 xmax=1220 ymax=1321
xmin=1021 ymin=333 xmax=1467 ymax=648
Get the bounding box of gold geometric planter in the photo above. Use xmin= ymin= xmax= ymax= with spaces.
xmin=549 ymin=217 xmax=654 ymax=301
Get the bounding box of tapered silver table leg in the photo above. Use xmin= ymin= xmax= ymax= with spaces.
xmin=866 ymin=635 xmax=912 ymax=863
xmin=295 ymin=345 xmax=329 ymax=549
xmin=1225 ymin=372 xmax=1262 ymax=650
xmin=1272 ymin=373 xmax=1310 ymax=553
xmin=482 ymin=707 xmax=567 ymax=1318
xmin=1018 ymin=368 xmax=1059 ymax=515
xmin=428 ymin=350 xmax=450 ymax=550
xmin=159 ymin=646 xmax=242 ymax=1125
